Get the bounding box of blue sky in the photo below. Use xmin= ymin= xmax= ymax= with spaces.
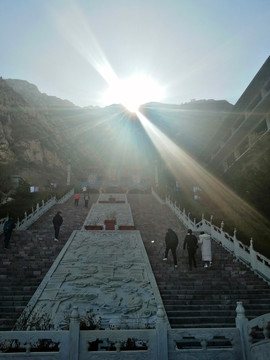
xmin=1 ymin=0 xmax=269 ymax=107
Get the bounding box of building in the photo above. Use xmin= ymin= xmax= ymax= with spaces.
xmin=204 ymin=56 xmax=270 ymax=173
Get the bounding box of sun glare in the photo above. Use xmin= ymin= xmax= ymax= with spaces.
xmin=103 ymin=75 xmax=165 ymax=112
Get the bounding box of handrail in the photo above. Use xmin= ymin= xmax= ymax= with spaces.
xmin=0 ymin=189 xmax=74 ymax=234
xmin=152 ymin=188 xmax=270 ymax=283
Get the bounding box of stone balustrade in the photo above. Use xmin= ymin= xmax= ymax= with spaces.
xmin=57 ymin=188 xmax=74 ymax=204
xmin=248 ymin=312 xmax=270 ymax=359
xmin=0 ymin=304 xmax=248 ymax=359
xmin=153 ymin=189 xmax=270 ymax=284
xmin=0 ymin=189 xmax=74 ymax=234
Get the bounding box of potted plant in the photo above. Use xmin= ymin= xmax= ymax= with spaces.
xmin=104 ymin=212 xmax=116 ymax=229
xmin=85 ymin=217 xmax=103 ymax=230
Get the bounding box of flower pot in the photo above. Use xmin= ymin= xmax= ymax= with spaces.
xmin=104 ymin=219 xmax=116 ymax=230
xmin=118 ymin=226 xmax=136 ymax=230
xmin=84 ymin=225 xmax=103 ymax=230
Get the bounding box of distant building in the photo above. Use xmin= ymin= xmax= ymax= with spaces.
xmin=204 ymin=56 xmax=270 ymax=173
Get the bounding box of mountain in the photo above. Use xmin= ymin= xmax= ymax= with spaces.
xmin=140 ymin=100 xmax=233 ymax=157
xmin=0 ymin=77 xmax=232 ymax=193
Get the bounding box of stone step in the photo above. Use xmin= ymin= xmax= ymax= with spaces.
xmin=159 ymin=291 xmax=270 ymax=299
xmin=166 ymin=309 xmax=267 ymax=318
xmin=0 ymin=318 xmax=17 ymax=331
xmin=128 ymin=194 xmax=270 ymax=328
xmin=159 ymin=286 xmax=270 ymax=292
xmin=169 ymin=316 xmax=236 ymax=326
xmin=165 ymin=303 xmax=270 ymax=311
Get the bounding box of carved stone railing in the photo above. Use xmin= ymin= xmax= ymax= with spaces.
xmin=0 ymin=189 xmax=74 ymax=234
xmin=16 ymin=197 xmax=57 ymax=231
xmin=151 ymin=187 xmax=165 ymax=204
xmin=168 ymin=327 xmax=242 ymax=360
xmin=236 ymin=301 xmax=270 ymax=360
xmin=152 ymin=188 xmax=270 ymax=284
xmin=248 ymin=312 xmax=270 ymax=360
xmin=57 ymin=188 xmax=74 ymax=204
xmin=0 ymin=305 xmax=247 ymax=359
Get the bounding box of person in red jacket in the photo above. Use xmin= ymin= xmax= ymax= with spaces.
xmin=74 ymin=193 xmax=80 ymax=206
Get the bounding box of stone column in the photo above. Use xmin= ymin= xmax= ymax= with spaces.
xmin=235 ymin=301 xmax=251 ymax=360
xmin=156 ymin=305 xmax=168 ymax=360
xmin=69 ymin=306 xmax=80 ymax=360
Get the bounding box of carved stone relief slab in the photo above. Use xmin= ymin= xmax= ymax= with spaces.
xmin=98 ymin=193 xmax=127 ymax=203
xmin=22 ymin=231 xmax=162 ymax=330
xmin=84 ymin=203 xmax=134 ymax=226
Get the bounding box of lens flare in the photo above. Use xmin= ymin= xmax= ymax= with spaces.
xmin=103 ymin=75 xmax=165 ymax=112
xmin=136 ymin=110 xmax=268 ymax=228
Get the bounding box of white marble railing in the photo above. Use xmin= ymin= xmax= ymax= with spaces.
xmin=236 ymin=302 xmax=270 ymax=360
xmin=0 ymin=305 xmax=245 ymax=360
xmin=151 ymin=187 xmax=165 ymax=204
xmin=0 ymin=189 xmax=74 ymax=234
xmin=152 ymin=188 xmax=270 ymax=283
xmin=16 ymin=197 xmax=57 ymax=231
xmin=168 ymin=327 xmax=242 ymax=359
xmin=57 ymin=188 xmax=74 ymax=204
xmin=248 ymin=312 xmax=270 ymax=359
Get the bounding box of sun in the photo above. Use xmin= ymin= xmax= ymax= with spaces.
xmin=102 ymin=75 xmax=165 ymax=113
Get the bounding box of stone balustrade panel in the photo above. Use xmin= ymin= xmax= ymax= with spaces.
xmin=98 ymin=193 xmax=127 ymax=203
xmin=57 ymin=189 xmax=74 ymax=204
xmin=168 ymin=328 xmax=242 ymax=360
xmin=248 ymin=313 xmax=270 ymax=360
xmin=80 ymin=329 xmax=156 ymax=359
xmin=0 ymin=330 xmax=69 ymax=359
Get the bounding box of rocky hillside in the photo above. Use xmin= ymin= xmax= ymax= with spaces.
xmin=0 ymin=77 xmax=232 ymax=192
xmin=0 ymin=78 xmax=69 ymax=186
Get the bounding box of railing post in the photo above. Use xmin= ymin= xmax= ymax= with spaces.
xmin=249 ymin=238 xmax=257 ymax=271
xmin=69 ymin=306 xmax=80 ymax=360
xmin=156 ymin=305 xmax=168 ymax=360
xmin=233 ymin=228 xmax=239 ymax=259
xmin=236 ymin=301 xmax=251 ymax=360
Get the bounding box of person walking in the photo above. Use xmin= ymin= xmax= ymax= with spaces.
xmin=84 ymin=193 xmax=89 ymax=208
xmin=183 ymin=229 xmax=198 ymax=270
xmin=3 ymin=217 xmax=16 ymax=249
xmin=53 ymin=211 xmax=63 ymax=242
xmin=198 ymin=231 xmax=212 ymax=268
xmin=163 ymin=228 xmax=179 ymax=268
xmin=74 ymin=193 xmax=80 ymax=206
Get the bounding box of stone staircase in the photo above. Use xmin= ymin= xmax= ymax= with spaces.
xmin=0 ymin=194 xmax=98 ymax=330
xmin=1 ymin=193 xmax=270 ymax=331
xmin=128 ymin=194 xmax=270 ymax=328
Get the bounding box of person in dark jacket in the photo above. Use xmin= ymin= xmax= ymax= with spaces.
xmin=52 ymin=211 xmax=63 ymax=242
xmin=183 ymin=229 xmax=198 ymax=270
xmin=3 ymin=217 xmax=16 ymax=249
xmin=163 ymin=228 xmax=179 ymax=268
